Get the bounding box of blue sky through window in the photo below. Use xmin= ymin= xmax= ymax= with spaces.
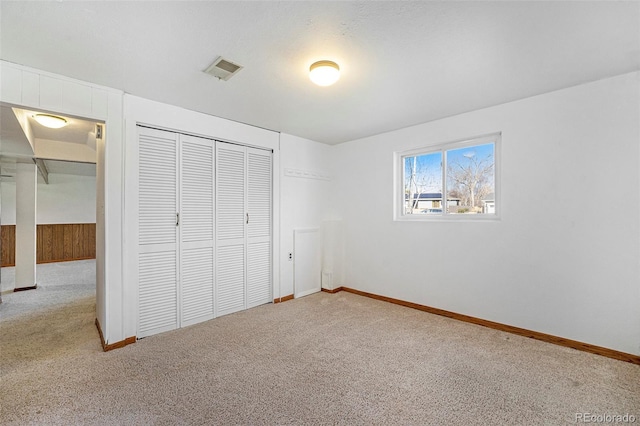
xmin=404 ymin=142 xmax=495 ymax=214
xmin=404 ymin=151 xmax=442 ymax=194
xmin=446 ymin=143 xmax=494 ymax=168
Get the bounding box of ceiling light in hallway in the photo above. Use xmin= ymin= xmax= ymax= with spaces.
xmin=33 ymin=114 xmax=68 ymax=129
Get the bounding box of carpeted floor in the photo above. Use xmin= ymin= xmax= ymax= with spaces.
xmin=1 ymin=261 xmax=639 ymax=425
xmin=0 ymin=260 xmax=96 ymax=321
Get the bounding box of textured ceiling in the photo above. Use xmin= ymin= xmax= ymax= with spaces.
xmin=19 ymin=109 xmax=98 ymax=146
xmin=1 ymin=1 xmax=638 ymax=144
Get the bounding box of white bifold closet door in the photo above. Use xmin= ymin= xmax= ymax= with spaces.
xmin=246 ymin=148 xmax=272 ymax=308
xmin=179 ymin=134 xmax=215 ymax=327
xmin=138 ymin=127 xmax=179 ymax=337
xmin=137 ymin=127 xmax=215 ymax=338
xmin=216 ymin=142 xmax=272 ymax=317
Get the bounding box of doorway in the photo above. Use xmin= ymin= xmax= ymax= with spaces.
xmin=0 ymin=105 xmax=102 ymax=329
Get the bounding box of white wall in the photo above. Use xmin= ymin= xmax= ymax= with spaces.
xmin=279 ymin=133 xmax=335 ymax=297
xmin=0 ymin=181 xmax=15 ymax=224
xmin=39 ymin=174 xmax=96 ymax=223
xmin=332 ymin=72 xmax=640 ymax=356
xmin=1 ymin=174 xmax=96 ymax=225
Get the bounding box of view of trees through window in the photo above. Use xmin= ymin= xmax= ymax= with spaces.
xmin=403 ymin=141 xmax=495 ymax=216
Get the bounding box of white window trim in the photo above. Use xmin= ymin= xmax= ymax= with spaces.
xmin=394 ymin=132 xmax=501 ymax=222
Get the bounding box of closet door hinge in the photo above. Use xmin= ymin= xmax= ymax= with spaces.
xmin=176 ymin=212 xmax=180 ymax=226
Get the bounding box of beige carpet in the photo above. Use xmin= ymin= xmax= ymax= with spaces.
xmin=1 ymin=270 xmax=639 ymax=424
xmin=0 ymin=260 xmax=96 ymax=321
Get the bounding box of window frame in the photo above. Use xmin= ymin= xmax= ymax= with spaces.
xmin=394 ymin=132 xmax=501 ymax=221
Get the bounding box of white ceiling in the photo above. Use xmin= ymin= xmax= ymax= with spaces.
xmin=21 ymin=109 xmax=98 ymax=146
xmin=1 ymin=107 xmax=96 ymax=151
xmin=1 ymin=1 xmax=638 ymax=145
xmin=0 ymin=106 xmax=98 ymax=178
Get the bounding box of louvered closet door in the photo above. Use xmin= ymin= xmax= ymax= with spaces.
xmin=137 ymin=126 xmax=178 ymax=338
xmin=179 ymin=134 xmax=215 ymax=326
xmin=216 ymin=142 xmax=246 ymax=316
xmin=246 ymin=147 xmax=272 ymax=308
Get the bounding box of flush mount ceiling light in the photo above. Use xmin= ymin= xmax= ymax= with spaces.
xmin=33 ymin=114 xmax=68 ymax=129
xmin=309 ymin=60 xmax=340 ymax=86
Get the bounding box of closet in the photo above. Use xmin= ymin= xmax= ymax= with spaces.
xmin=136 ymin=126 xmax=272 ymax=338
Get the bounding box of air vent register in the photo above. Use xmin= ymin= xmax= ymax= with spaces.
xmin=203 ymin=56 xmax=243 ymax=81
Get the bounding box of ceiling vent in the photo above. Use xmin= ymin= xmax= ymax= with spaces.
xmin=203 ymin=56 xmax=243 ymax=81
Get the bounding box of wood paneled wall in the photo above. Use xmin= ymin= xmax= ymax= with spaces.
xmin=0 ymin=224 xmax=96 ymax=267
xmin=1 ymin=225 xmax=16 ymax=267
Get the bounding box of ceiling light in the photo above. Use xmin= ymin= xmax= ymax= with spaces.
xmin=309 ymin=60 xmax=340 ymax=86
xmin=33 ymin=114 xmax=68 ymax=129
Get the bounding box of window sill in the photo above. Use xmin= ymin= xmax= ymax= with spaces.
xmin=394 ymin=214 xmax=501 ymax=222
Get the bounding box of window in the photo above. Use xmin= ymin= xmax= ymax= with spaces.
xmin=396 ymin=133 xmax=500 ymax=220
